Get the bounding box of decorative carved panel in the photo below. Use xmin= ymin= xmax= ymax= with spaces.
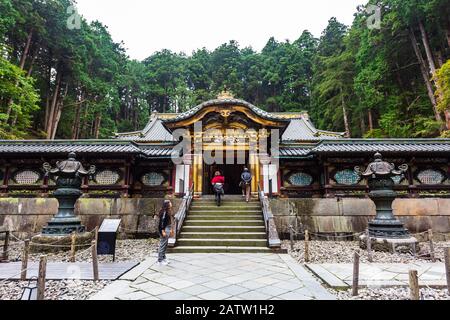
xmin=333 ymin=169 xmax=361 ymax=185
xmin=94 ymin=169 xmax=121 ymax=185
xmin=288 ymin=172 xmax=313 ymax=187
xmin=416 ymin=169 xmax=446 ymax=185
xmin=141 ymin=172 xmax=166 ymax=186
xmin=12 ymin=169 xmax=41 ymax=185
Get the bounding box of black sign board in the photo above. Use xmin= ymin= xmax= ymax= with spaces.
xmin=97 ymin=219 xmax=121 ymax=261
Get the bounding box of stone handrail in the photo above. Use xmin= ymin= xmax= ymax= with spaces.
xmin=258 ymin=186 xmax=281 ymax=248
xmin=168 ymin=184 xmax=194 ymax=247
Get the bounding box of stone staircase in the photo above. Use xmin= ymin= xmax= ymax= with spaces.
xmin=169 ymin=196 xmax=271 ymax=253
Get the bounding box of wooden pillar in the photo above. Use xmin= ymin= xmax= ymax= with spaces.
xmin=193 ymin=154 xmax=203 ymax=196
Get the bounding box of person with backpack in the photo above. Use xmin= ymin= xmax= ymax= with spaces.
xmin=240 ymin=168 xmax=252 ymax=202
xmin=211 ymin=170 xmax=225 ymax=206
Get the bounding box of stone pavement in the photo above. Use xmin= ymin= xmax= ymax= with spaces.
xmin=90 ymin=253 xmax=336 ymax=300
xmin=306 ymin=262 xmax=448 ymax=289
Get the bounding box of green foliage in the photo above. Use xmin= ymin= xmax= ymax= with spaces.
xmin=0 ymin=0 xmax=448 ymax=140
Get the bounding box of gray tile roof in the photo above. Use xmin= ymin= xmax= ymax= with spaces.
xmin=0 ymin=141 xmax=142 ymax=154
xmin=282 ymin=118 xmax=345 ymax=142
xmin=139 ymin=146 xmax=178 ymax=157
xmin=278 ymin=147 xmax=313 ymax=157
xmin=116 ymin=114 xmax=174 ymax=142
xmin=312 ymin=139 xmax=450 ymax=154
xmin=163 ymin=98 xmax=291 ymax=124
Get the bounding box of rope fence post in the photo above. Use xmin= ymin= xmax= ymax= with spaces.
xmin=304 ymin=230 xmax=310 ymax=263
xmin=37 ymin=255 xmax=47 ymax=300
xmin=445 ymin=247 xmax=450 ymax=295
xmin=70 ymin=232 xmax=76 ymax=263
xmin=409 ymin=270 xmax=420 ymax=300
xmin=428 ymin=229 xmax=435 ymax=262
xmin=366 ymin=229 xmax=373 ymax=263
xmin=94 ymin=226 xmax=99 ymax=244
xmin=289 ymin=225 xmax=294 ymax=251
xmin=91 ymin=240 xmax=99 ymax=281
xmin=352 ymin=251 xmax=360 ymax=296
xmin=20 ymin=239 xmax=30 ymax=281
xmin=2 ymin=230 xmax=10 ymax=262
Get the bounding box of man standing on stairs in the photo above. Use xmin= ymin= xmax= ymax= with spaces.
xmin=157 ymin=200 xmax=174 ymax=266
xmin=240 ymin=168 xmax=252 ymax=202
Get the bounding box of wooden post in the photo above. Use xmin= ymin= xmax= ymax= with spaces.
xmin=289 ymin=226 xmax=294 ymax=251
xmin=20 ymin=240 xmax=30 ymax=281
xmin=366 ymin=229 xmax=373 ymax=263
xmin=91 ymin=240 xmax=99 ymax=281
xmin=428 ymin=229 xmax=435 ymax=262
xmin=444 ymin=247 xmax=450 ymax=294
xmin=37 ymin=255 xmax=47 ymax=300
xmin=70 ymin=232 xmax=76 ymax=263
xmin=94 ymin=226 xmax=99 ymax=244
xmin=2 ymin=231 xmax=10 ymax=261
xmin=409 ymin=270 xmax=420 ymax=300
xmin=304 ymin=230 xmax=310 ymax=263
xmin=352 ymin=251 xmax=360 ymax=296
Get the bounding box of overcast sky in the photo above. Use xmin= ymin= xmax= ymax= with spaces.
xmin=76 ymin=0 xmax=366 ymax=61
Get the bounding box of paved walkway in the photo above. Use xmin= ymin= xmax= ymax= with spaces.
xmin=306 ymin=263 xmax=448 ymax=289
xmin=91 ymin=254 xmax=336 ymax=300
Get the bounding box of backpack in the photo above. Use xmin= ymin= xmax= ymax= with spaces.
xmin=241 ymin=171 xmax=252 ymax=184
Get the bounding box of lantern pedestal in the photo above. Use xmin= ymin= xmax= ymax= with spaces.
xmin=366 ymin=179 xmax=410 ymax=239
xmin=42 ymin=186 xmax=85 ymax=235
xmin=359 ymin=234 xmax=418 ymax=254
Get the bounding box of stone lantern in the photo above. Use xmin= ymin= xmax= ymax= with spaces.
xmin=356 ymin=152 xmax=410 ymax=238
xmin=41 ymin=152 xmax=96 ymax=235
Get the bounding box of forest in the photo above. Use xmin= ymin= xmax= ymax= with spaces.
xmin=0 ymin=0 xmax=449 ymax=140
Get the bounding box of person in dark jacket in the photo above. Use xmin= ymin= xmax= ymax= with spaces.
xmin=157 ymin=200 xmax=173 ymax=265
xmin=240 ymin=168 xmax=252 ymax=202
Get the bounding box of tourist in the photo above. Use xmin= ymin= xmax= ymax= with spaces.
xmin=157 ymin=200 xmax=174 ymax=266
xmin=240 ymin=168 xmax=252 ymax=202
xmin=211 ymin=171 xmax=225 ymax=206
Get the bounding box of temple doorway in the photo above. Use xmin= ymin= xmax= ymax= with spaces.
xmin=203 ymin=152 xmax=249 ymax=195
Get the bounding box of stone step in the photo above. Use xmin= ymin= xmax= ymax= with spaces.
xmin=182 ymin=226 xmax=266 ymax=233
xmin=184 ymin=220 xmax=265 ymax=227
xmin=168 ymin=246 xmax=272 ymax=254
xmin=177 ymin=238 xmax=268 ymax=247
xmin=179 ymin=232 xmax=267 ymax=239
xmin=190 ymin=205 xmax=261 ymax=210
xmin=187 ymin=215 xmax=263 ymax=221
xmin=189 ymin=210 xmax=262 ymax=215
xmin=192 ymin=201 xmax=259 ymax=205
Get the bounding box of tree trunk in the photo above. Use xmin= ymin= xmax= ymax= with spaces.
xmin=26 ymin=48 xmax=38 ymax=77
xmin=360 ymin=113 xmax=366 ymax=135
xmin=94 ymin=113 xmax=102 ymax=139
xmin=46 ymin=71 xmax=62 ymax=139
xmin=71 ymin=92 xmax=83 ymax=140
xmin=51 ymin=83 xmax=68 ymax=140
xmin=19 ymin=29 xmax=33 ymax=70
xmin=409 ymin=28 xmax=442 ymax=122
xmin=368 ymin=109 xmax=374 ymax=131
xmin=419 ymin=21 xmax=437 ymax=75
xmin=341 ymin=89 xmax=351 ymax=137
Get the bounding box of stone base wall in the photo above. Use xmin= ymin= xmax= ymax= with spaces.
xmin=2 ymin=197 xmax=450 ymax=240
xmin=270 ymin=198 xmax=450 ymax=239
xmin=0 ymin=198 xmax=181 ymax=238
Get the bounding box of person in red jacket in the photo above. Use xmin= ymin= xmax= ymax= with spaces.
xmin=211 ymin=171 xmax=225 ymax=206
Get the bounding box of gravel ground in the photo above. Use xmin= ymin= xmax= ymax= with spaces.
xmin=5 ymin=238 xmax=159 ymax=263
xmin=0 ymin=239 xmax=159 ymax=300
xmin=282 ymin=240 xmax=450 ymax=264
xmin=0 ymin=280 xmax=111 ymax=300
xmin=333 ymin=287 xmax=450 ymax=300
xmin=282 ymin=239 xmax=450 ymax=300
